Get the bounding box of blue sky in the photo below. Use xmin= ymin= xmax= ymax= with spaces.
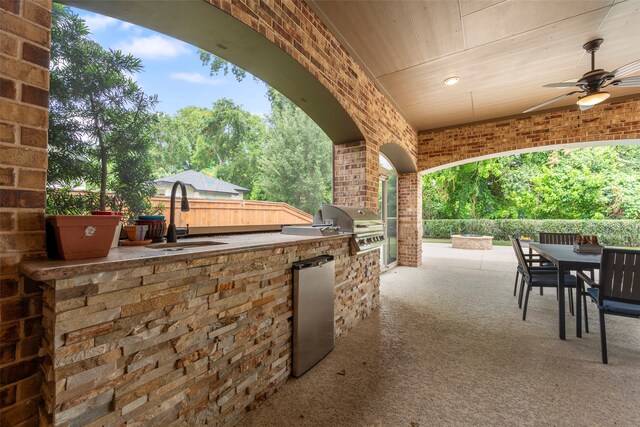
xmin=74 ymin=8 xmax=272 ymax=116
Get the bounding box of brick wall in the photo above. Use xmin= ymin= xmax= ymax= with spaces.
xmin=36 ymin=238 xmax=378 ymax=426
xmin=333 ymin=141 xmax=379 ymax=212
xmin=418 ymin=96 xmax=640 ymax=172
xmin=397 ymin=173 xmax=422 ymax=267
xmin=0 ymin=0 xmax=51 ymax=426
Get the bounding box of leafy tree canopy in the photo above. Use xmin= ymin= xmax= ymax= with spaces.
xmin=255 ymin=88 xmax=333 ymax=213
xmin=150 ymin=107 xmax=213 ymax=177
xmin=195 ymin=98 xmax=267 ymax=191
xmin=199 ymin=50 xmax=255 ymax=82
xmin=423 ymin=146 xmax=640 ymax=220
xmin=148 ymin=54 xmax=333 ymax=214
xmin=48 ymin=4 xmax=158 ymax=220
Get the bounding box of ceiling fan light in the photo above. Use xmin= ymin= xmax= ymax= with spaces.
xmin=444 ymin=76 xmax=460 ymax=86
xmin=576 ymin=91 xmax=610 ymax=106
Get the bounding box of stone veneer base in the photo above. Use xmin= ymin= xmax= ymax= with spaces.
xmin=35 ymin=237 xmax=379 ymax=426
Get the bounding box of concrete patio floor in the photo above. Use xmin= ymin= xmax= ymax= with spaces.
xmin=238 ymin=243 xmax=640 ymax=426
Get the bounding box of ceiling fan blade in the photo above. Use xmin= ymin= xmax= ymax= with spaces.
xmin=606 ymin=76 xmax=640 ymax=87
xmin=543 ymin=82 xmax=581 ymax=88
xmin=579 ymin=105 xmax=594 ymax=111
xmin=611 ymin=58 xmax=640 ymax=79
xmin=523 ymin=91 xmax=581 ymax=114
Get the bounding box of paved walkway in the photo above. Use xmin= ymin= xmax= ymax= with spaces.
xmin=421 ymin=241 xmax=518 ymax=272
xmin=239 ymin=243 xmax=640 ymax=426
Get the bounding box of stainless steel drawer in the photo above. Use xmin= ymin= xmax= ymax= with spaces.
xmin=292 ymin=255 xmax=335 ymax=377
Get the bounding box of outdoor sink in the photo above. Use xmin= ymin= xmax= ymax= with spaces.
xmin=146 ymin=240 xmax=226 ymax=251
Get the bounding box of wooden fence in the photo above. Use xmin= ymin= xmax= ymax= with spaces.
xmin=150 ymin=198 xmax=312 ymax=227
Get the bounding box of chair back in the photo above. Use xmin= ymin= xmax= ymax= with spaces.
xmin=539 ymin=232 xmax=579 ymax=245
xmin=509 ymin=236 xmax=530 ymax=278
xmin=599 ymin=247 xmax=640 ymax=304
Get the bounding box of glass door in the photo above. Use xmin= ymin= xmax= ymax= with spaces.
xmin=385 ymin=174 xmax=398 ymax=266
xmin=379 ymin=155 xmax=398 ymax=270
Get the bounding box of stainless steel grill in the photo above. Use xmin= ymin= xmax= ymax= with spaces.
xmin=313 ymin=204 xmax=385 ymax=254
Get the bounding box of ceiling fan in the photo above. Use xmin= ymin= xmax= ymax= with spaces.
xmin=523 ymin=38 xmax=640 ymax=114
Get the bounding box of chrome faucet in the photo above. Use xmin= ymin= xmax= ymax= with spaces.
xmin=166 ymin=181 xmax=190 ymax=243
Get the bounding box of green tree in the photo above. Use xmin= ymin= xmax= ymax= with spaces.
xmin=194 ymin=99 xmax=266 ymax=191
xmin=422 ymin=146 xmax=640 ymax=220
xmin=48 ymin=5 xmax=158 ymax=219
xmin=423 ymin=160 xmax=505 ymax=219
xmin=528 ymin=149 xmax=609 ymax=219
xmin=257 ymin=89 xmax=332 ymax=214
xmin=150 ymin=107 xmax=213 ymax=177
xmin=606 ymin=145 xmax=640 ymax=218
xmin=199 ymin=50 xmax=254 ymax=82
xmin=197 ymin=50 xmax=334 ymax=213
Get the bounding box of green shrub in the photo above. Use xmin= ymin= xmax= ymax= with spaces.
xmin=423 ymin=219 xmax=640 ymax=247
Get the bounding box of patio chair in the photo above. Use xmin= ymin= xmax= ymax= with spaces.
xmin=539 ymin=232 xmax=579 ymax=245
xmin=577 ymin=247 xmax=640 ymax=364
xmin=512 ymin=243 xmax=555 ymax=298
xmin=509 ymin=237 xmax=583 ymax=322
xmin=536 ymin=232 xmax=579 ymax=271
xmin=539 ymin=232 xmax=594 ymax=331
xmin=510 ymin=236 xmax=557 ymax=306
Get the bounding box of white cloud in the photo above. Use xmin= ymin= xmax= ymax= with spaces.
xmin=119 ymin=21 xmax=135 ymax=31
xmin=170 ymin=72 xmax=224 ymax=86
xmin=83 ymin=14 xmax=118 ymax=32
xmin=114 ymin=35 xmax=191 ymax=60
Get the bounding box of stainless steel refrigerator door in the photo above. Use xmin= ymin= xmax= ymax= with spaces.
xmin=292 ymin=256 xmax=335 ymax=377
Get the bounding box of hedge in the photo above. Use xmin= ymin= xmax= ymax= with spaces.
xmin=422 ymin=219 xmax=640 ymax=247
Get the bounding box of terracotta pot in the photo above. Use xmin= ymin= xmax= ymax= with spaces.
xmin=46 ymin=215 xmax=120 ymax=260
xmin=91 ymin=211 xmax=123 ymax=248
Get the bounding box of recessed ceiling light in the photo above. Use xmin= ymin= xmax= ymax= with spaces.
xmin=444 ymin=76 xmax=460 ymax=86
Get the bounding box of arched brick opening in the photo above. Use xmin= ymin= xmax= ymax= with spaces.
xmin=417 ymin=96 xmax=640 ymax=173
xmin=63 ymin=0 xmax=364 ymax=145
xmin=61 ymin=0 xmax=422 ymax=265
xmin=379 ymin=143 xmax=421 ymax=266
xmin=60 ymin=0 xmax=418 ymax=178
xmin=380 ymin=143 xmax=417 ymax=174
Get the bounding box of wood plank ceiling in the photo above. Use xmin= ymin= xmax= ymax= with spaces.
xmin=308 ymin=0 xmax=640 ymax=131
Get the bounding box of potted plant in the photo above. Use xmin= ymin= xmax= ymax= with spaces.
xmin=46 ymin=215 xmax=121 ymax=260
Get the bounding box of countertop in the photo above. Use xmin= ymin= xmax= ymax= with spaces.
xmin=20 ymin=232 xmax=350 ymax=282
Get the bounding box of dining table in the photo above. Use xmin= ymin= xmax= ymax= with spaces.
xmin=528 ymin=242 xmax=602 ymax=340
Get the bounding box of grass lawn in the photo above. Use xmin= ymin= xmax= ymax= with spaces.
xmin=422 ymin=238 xmax=512 ymax=246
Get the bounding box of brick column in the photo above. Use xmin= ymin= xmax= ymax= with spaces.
xmin=0 ymin=0 xmax=51 ymax=425
xmin=333 ymin=140 xmax=378 ymax=211
xmin=397 ymin=173 xmax=422 ymax=266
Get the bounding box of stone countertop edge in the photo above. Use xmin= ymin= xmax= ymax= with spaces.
xmin=20 ymin=232 xmax=350 ymax=282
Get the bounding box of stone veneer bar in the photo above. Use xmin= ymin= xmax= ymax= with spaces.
xmin=21 ymin=234 xmax=379 ymax=426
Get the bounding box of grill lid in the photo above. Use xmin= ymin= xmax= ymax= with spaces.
xmin=313 ymin=204 xmax=381 ymax=231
